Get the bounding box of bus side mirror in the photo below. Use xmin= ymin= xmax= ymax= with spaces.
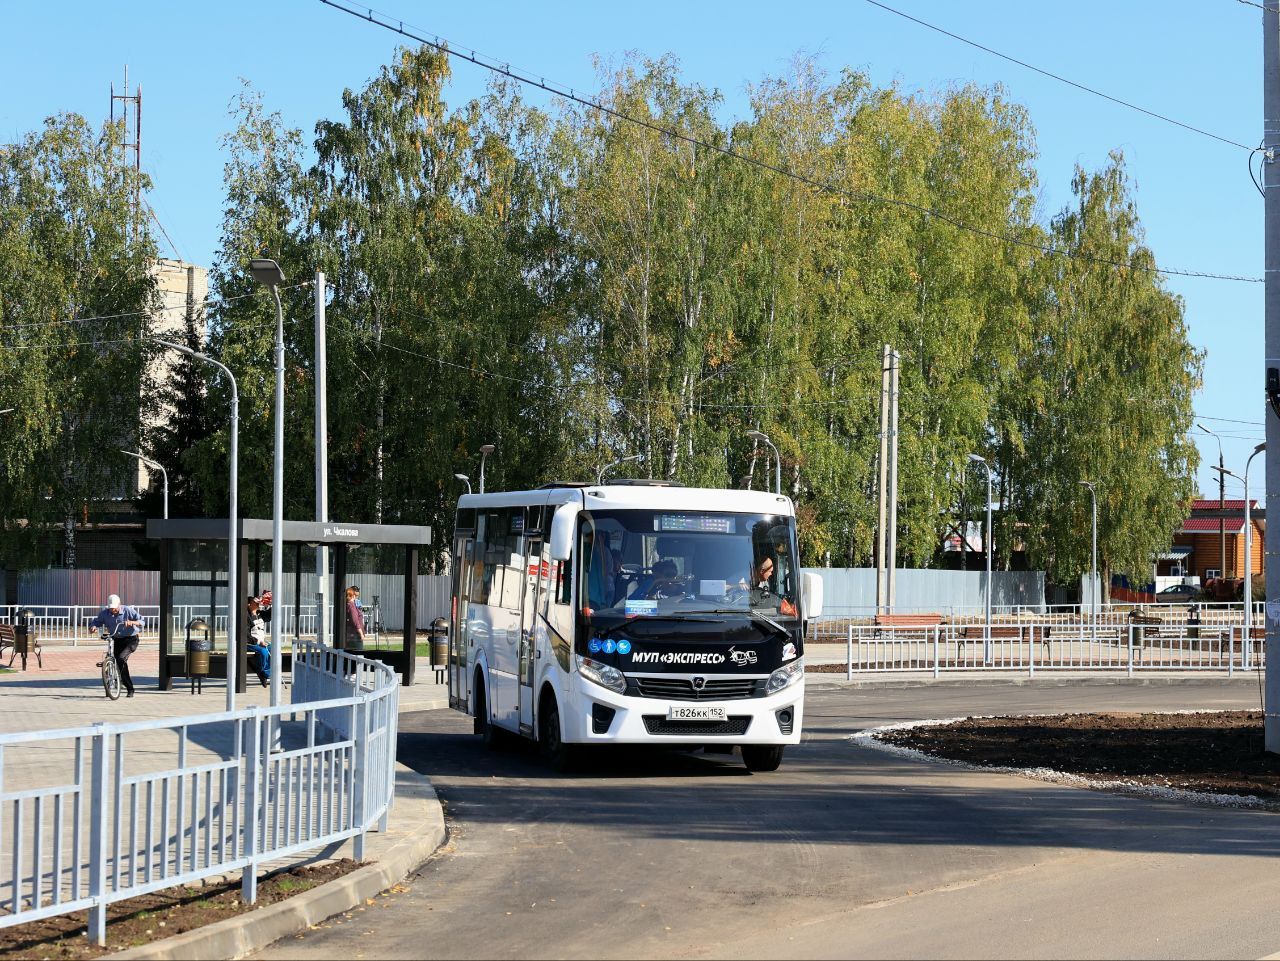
xmin=802 ymin=571 xmax=823 ymax=619
xmin=549 ymin=505 xmax=576 ymax=562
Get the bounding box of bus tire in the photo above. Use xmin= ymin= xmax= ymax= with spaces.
xmin=473 ymin=675 xmax=507 ymax=750
xmin=742 ymin=744 xmax=785 ymax=772
xmin=539 ymin=694 xmax=579 ymax=773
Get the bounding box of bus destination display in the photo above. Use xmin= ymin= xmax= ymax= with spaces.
xmin=657 ymin=515 xmax=735 ymax=534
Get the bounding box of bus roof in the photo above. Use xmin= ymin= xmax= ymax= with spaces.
xmin=456 ymin=484 xmax=794 ymax=516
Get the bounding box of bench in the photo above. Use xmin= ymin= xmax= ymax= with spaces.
xmin=873 ymin=613 xmax=943 ymax=631
xmin=871 ymin=613 xmax=945 ymax=642
xmin=1127 ymin=610 xmax=1165 ymax=661
xmin=0 ymin=622 xmax=43 ymax=670
xmin=959 ymin=624 xmax=1050 ymax=657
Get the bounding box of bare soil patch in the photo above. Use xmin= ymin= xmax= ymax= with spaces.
xmin=876 ymin=711 xmax=1280 ymax=803
xmin=0 ymin=859 xmax=360 ymax=960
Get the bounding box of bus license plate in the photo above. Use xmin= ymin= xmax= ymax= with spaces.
xmin=667 ymin=705 xmax=727 ymax=721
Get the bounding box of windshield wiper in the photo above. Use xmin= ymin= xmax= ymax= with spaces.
xmin=698 ymin=608 xmax=791 ymax=637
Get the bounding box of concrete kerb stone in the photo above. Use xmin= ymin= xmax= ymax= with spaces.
xmin=113 ymin=763 xmax=445 ymax=961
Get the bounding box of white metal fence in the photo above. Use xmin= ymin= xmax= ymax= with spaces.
xmin=810 ymin=620 xmax=1268 ymax=677
xmin=0 ymin=604 xmax=386 ymax=647
xmin=0 ymin=642 xmax=399 ymax=945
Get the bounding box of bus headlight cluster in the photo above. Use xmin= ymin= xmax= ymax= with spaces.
xmin=576 ymin=654 xmax=626 ymax=694
xmin=766 ymin=657 xmax=804 ymax=695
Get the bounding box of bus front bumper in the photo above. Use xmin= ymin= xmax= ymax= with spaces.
xmin=565 ymin=674 xmax=804 ymax=746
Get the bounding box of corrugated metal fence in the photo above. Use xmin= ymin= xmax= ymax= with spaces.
xmin=802 ymin=567 xmax=1046 ymax=615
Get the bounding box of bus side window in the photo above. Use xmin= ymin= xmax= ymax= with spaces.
xmin=556 ymin=556 xmax=572 ymax=605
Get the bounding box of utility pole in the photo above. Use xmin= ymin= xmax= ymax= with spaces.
xmin=886 ymin=348 xmax=900 ymax=611
xmin=1264 ymin=0 xmax=1280 ymax=752
xmin=876 ymin=345 xmax=890 ymax=614
xmin=315 ymin=271 xmax=329 ymax=647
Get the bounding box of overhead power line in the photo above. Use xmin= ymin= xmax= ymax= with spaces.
xmin=317 ymin=0 xmax=1262 ymax=284
xmin=863 ymin=0 xmax=1254 ymax=152
xmin=0 ymin=283 xmax=311 ymax=334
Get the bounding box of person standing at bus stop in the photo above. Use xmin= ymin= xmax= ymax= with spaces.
xmin=344 ymin=585 xmax=366 ymax=652
xmin=87 ymin=594 xmax=143 ymax=698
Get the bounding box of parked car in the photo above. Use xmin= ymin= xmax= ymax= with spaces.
xmin=1154 ymin=583 xmax=1200 ymax=603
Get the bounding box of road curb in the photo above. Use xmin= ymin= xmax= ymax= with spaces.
xmin=112 ymin=763 xmax=445 ymax=961
xmin=807 ymin=673 xmax=1266 ymax=689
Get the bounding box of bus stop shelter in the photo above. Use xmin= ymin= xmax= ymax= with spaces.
xmin=146 ymin=518 xmax=431 ymax=691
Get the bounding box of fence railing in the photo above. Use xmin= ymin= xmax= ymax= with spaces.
xmin=811 ymin=621 xmax=1268 ymax=677
xmin=0 ymin=641 xmax=398 ymax=945
xmin=0 ymin=604 xmax=384 ymax=647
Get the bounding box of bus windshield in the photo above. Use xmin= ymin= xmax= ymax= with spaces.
xmin=579 ymin=509 xmax=799 ymax=619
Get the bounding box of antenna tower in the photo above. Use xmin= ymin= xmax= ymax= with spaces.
xmin=109 ymin=66 xmax=142 ymax=236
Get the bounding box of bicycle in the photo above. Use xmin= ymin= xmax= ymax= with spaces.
xmin=95 ymin=626 xmax=123 ymax=700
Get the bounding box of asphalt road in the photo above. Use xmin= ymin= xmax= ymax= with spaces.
xmin=255 ymin=680 xmax=1280 ymax=960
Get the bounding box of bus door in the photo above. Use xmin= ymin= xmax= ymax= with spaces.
xmin=517 ymin=503 xmax=552 ymax=735
xmin=449 ymin=531 xmax=476 ymax=711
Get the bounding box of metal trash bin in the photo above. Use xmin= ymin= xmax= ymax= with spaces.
xmin=13 ymin=609 xmax=40 ymax=670
xmin=186 ymin=618 xmax=212 ymax=692
xmin=430 ymin=617 xmax=449 ymax=682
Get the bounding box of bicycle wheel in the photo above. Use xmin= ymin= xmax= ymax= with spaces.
xmin=102 ymin=656 xmax=121 ymax=700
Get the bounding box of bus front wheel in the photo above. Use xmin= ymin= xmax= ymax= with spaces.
xmin=742 ymin=744 xmax=785 ymax=772
xmin=474 ymin=680 xmax=507 ymax=750
xmin=539 ymin=696 xmax=579 ymax=773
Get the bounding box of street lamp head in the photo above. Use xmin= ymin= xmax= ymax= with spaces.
xmin=0 ymin=408 xmax=13 ymax=415
xmin=746 ymin=430 xmax=770 ymax=442
xmin=1256 ymin=443 xmax=1267 ymax=454
xmin=967 ymin=453 xmax=985 ymax=464
xmin=248 ymin=258 xmax=285 ymax=287
xmin=479 ymin=444 xmax=495 ymax=456
xmin=453 ymin=473 xmax=469 ymax=482
xmin=1078 ymin=480 xmax=1095 ymax=489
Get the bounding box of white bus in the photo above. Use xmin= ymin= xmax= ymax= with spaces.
xmin=446 ymin=480 xmax=823 ymax=771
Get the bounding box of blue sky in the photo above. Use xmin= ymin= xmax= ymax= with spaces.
xmin=1 ymin=1 xmax=1265 ymax=501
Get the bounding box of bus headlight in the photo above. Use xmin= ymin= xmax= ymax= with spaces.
xmin=576 ymin=654 xmax=626 ymax=694
xmin=766 ymin=657 xmax=804 ymax=695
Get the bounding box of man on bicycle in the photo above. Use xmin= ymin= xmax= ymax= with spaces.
xmin=87 ymin=594 xmax=143 ymax=698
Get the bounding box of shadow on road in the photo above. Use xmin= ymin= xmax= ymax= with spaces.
xmin=394 ymin=705 xmax=1280 ymax=862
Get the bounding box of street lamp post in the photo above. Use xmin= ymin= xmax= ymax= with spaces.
xmin=121 ymin=450 xmax=168 ymax=519
xmin=1245 ymin=444 xmax=1266 ymax=633
xmin=1217 ymin=445 xmax=1267 ymax=635
xmin=598 ymin=453 xmax=642 ymax=485
xmin=453 ymin=473 xmax=472 ymax=495
xmin=746 ymin=430 xmax=781 ymax=495
xmin=1197 ymin=423 xmax=1228 ymax=580
xmin=479 ymin=444 xmax=495 ymax=494
xmin=967 ymin=454 xmax=993 ymax=663
xmin=249 ymin=258 xmax=286 ymax=712
xmin=155 ymin=339 xmax=238 ymax=712
xmin=1079 ymin=481 xmax=1097 ymax=643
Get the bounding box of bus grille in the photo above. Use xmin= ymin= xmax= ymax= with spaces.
xmin=631 ymin=677 xmax=762 ymax=701
xmin=642 ymin=716 xmax=752 ymax=736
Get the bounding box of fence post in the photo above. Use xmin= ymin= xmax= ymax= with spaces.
xmin=1028 ymin=626 xmax=1035 ymax=678
xmin=845 ymin=625 xmax=853 ymax=681
xmin=352 ymin=698 xmax=369 ymax=862
xmin=1228 ymin=627 xmax=1235 ymax=678
xmin=1127 ymin=625 xmax=1134 ymax=678
xmin=933 ymin=626 xmax=940 ymax=679
xmin=87 ymin=724 xmax=109 ymax=946
xmin=241 ymin=711 xmax=261 ymax=905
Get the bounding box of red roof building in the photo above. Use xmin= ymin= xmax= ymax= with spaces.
xmin=1166 ymin=499 xmax=1263 ymax=581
